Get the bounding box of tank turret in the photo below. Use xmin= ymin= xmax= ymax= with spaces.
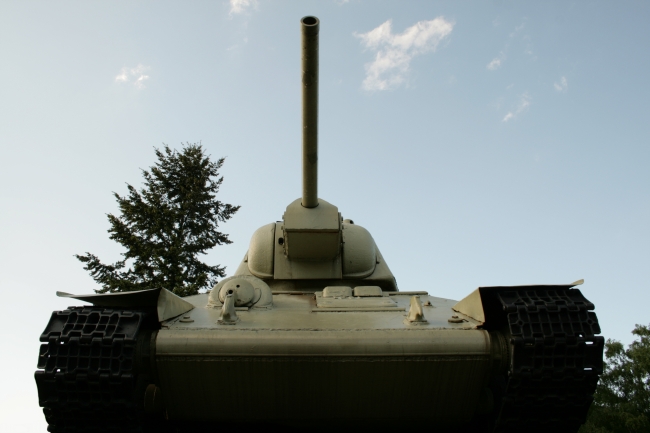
xmin=233 ymin=16 xmax=398 ymax=292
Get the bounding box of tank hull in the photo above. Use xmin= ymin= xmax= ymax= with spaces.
xmin=36 ymin=285 xmax=602 ymax=432
xmin=156 ymin=292 xmax=495 ymax=426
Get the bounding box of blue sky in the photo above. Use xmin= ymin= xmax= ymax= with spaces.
xmin=1 ymin=1 xmax=649 ymax=430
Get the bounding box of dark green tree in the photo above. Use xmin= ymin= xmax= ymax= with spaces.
xmin=580 ymin=324 xmax=650 ymax=433
xmin=76 ymin=143 xmax=240 ymax=297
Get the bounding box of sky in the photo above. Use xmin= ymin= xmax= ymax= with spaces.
xmin=1 ymin=1 xmax=649 ymax=431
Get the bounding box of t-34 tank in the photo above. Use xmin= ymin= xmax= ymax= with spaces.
xmin=35 ymin=16 xmax=604 ymax=433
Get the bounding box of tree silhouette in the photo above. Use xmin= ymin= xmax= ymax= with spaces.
xmin=580 ymin=324 xmax=650 ymax=433
xmin=76 ymin=143 xmax=239 ymax=296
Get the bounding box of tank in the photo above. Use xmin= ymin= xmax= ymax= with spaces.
xmin=35 ymin=16 xmax=604 ymax=433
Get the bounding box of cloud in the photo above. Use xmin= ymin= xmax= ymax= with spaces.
xmin=115 ymin=64 xmax=150 ymax=89
xmin=524 ymin=44 xmax=535 ymax=58
xmin=554 ymin=76 xmax=568 ymax=92
xmin=510 ymin=23 xmax=525 ymax=38
xmin=487 ymin=56 xmax=502 ymax=70
xmin=355 ymin=17 xmax=454 ymax=91
xmin=502 ymin=93 xmax=531 ymax=122
xmin=486 ymin=22 xmax=527 ymax=72
xmin=487 ymin=58 xmax=501 ymax=70
xmin=229 ymin=0 xmax=258 ymax=16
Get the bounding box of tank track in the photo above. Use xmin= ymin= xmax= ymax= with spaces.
xmin=35 ymin=307 xmax=158 ymax=433
xmin=490 ymin=287 xmax=604 ymax=433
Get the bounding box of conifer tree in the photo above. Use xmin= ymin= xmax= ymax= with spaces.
xmin=579 ymin=324 xmax=650 ymax=433
xmin=75 ymin=143 xmax=239 ymax=296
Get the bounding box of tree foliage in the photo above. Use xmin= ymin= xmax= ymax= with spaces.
xmin=580 ymin=324 xmax=650 ymax=433
xmin=76 ymin=143 xmax=239 ymax=297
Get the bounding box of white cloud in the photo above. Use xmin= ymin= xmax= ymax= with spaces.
xmin=229 ymin=0 xmax=258 ymax=16
xmin=114 ymin=64 xmax=150 ymax=89
xmin=487 ymin=56 xmax=502 ymax=70
xmin=487 ymin=58 xmax=501 ymax=70
xmin=355 ymin=17 xmax=454 ymax=91
xmin=510 ymin=23 xmax=525 ymax=38
xmin=502 ymin=92 xmax=531 ymax=122
xmin=554 ymin=76 xmax=568 ymax=92
xmin=115 ymin=71 xmax=128 ymax=83
xmin=524 ymin=44 xmax=535 ymax=58
xmin=487 ymin=22 xmax=527 ymax=72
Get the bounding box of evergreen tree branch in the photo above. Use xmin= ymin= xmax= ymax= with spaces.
xmin=75 ymin=143 xmax=239 ymax=296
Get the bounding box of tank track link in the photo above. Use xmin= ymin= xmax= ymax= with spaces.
xmin=35 ymin=307 xmax=158 ymax=433
xmin=491 ymin=287 xmax=604 ymax=433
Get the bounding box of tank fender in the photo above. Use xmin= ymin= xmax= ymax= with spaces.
xmin=56 ymin=287 xmax=194 ymax=322
xmin=452 ymin=279 xmax=585 ymax=326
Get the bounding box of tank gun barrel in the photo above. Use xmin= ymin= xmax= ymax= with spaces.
xmin=301 ymin=16 xmax=319 ymax=208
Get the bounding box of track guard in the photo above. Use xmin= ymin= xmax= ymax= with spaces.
xmin=56 ymin=288 xmax=194 ymax=322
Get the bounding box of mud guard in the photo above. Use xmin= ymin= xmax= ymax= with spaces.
xmin=56 ymin=288 xmax=194 ymax=322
